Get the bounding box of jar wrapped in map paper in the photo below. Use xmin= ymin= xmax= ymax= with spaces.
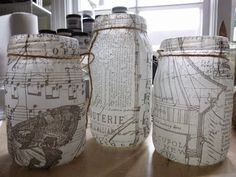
xmin=90 ymin=11 xmax=152 ymax=147
xmin=152 ymin=36 xmax=234 ymax=166
xmin=5 ymin=34 xmax=86 ymax=168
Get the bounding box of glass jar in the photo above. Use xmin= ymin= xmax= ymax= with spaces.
xmin=152 ymin=36 xmax=234 ymax=166
xmin=39 ymin=29 xmax=57 ymax=35
xmin=112 ymin=6 xmax=128 ymax=13
xmin=72 ymin=32 xmax=91 ymax=54
xmin=5 ymin=34 xmax=86 ymax=168
xmin=66 ymin=14 xmax=81 ymax=32
xmin=90 ymin=12 xmax=152 ymax=147
xmin=82 ymin=18 xmax=94 ymax=35
xmin=57 ymin=28 xmax=72 ymax=37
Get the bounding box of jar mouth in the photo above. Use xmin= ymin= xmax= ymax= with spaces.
xmin=93 ymin=13 xmax=147 ymax=32
xmin=8 ymin=34 xmax=80 ymax=59
xmin=160 ymin=36 xmax=229 ymax=56
xmin=66 ymin=14 xmax=81 ymax=18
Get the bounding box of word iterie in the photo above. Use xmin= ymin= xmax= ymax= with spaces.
xmin=92 ymin=112 xmax=125 ymax=125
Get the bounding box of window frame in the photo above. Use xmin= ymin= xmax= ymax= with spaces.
xmin=51 ymin=0 xmax=221 ymax=41
xmin=76 ymin=0 xmax=216 ymax=36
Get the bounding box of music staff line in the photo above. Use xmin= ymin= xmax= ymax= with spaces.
xmin=5 ymin=80 xmax=84 ymax=86
xmin=6 ymin=103 xmax=85 ymax=115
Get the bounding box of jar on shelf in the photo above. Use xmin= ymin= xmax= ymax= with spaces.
xmin=95 ymin=15 xmax=101 ymax=19
xmin=66 ymin=14 xmax=81 ymax=32
xmin=72 ymin=32 xmax=91 ymax=54
xmin=152 ymin=36 xmax=234 ymax=166
xmin=57 ymin=28 xmax=72 ymax=37
xmin=90 ymin=10 xmax=152 ymax=147
xmin=5 ymin=34 xmax=86 ymax=168
xmin=82 ymin=10 xmax=93 ymax=19
xmin=82 ymin=18 xmax=94 ymax=35
xmin=111 ymin=6 xmax=128 ymax=13
xmin=39 ymin=29 xmax=56 ymax=35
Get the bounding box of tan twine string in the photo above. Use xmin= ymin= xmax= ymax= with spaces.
xmin=7 ymin=42 xmax=97 ymax=128
xmin=7 ymin=53 xmax=81 ymax=60
xmin=94 ymin=19 xmax=147 ymax=144
xmin=93 ymin=26 xmax=146 ymax=33
xmin=84 ymin=31 xmax=99 ymax=127
xmin=8 ymin=25 xmax=142 ymax=129
xmin=156 ymin=49 xmax=230 ymax=60
xmin=85 ymin=25 xmax=143 ymax=129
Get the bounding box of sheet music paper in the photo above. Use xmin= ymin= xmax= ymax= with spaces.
xmin=5 ymin=34 xmax=86 ymax=168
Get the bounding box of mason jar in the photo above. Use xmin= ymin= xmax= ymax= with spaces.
xmin=152 ymin=36 xmax=234 ymax=166
xmin=57 ymin=28 xmax=72 ymax=37
xmin=39 ymin=29 xmax=57 ymax=35
xmin=66 ymin=14 xmax=81 ymax=32
xmin=90 ymin=12 xmax=152 ymax=147
xmin=82 ymin=18 xmax=94 ymax=35
xmin=5 ymin=34 xmax=86 ymax=168
xmin=71 ymin=32 xmax=91 ymax=54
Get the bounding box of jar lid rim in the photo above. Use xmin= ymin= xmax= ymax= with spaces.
xmin=160 ymin=36 xmax=229 ymax=52
xmin=161 ymin=36 xmax=228 ymax=43
xmin=39 ymin=29 xmax=56 ymax=34
xmin=93 ymin=13 xmax=147 ymax=32
xmin=112 ymin=6 xmax=128 ymax=13
xmin=66 ymin=14 xmax=81 ymax=18
xmin=83 ymin=18 xmax=95 ymax=22
xmin=8 ymin=34 xmax=80 ymax=58
xmin=57 ymin=28 xmax=73 ymax=33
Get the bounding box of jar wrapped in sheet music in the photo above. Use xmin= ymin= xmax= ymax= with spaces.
xmin=152 ymin=36 xmax=234 ymax=166
xmin=90 ymin=12 xmax=152 ymax=147
xmin=5 ymin=34 xmax=86 ymax=168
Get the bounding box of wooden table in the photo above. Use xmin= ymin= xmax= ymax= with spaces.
xmin=1 ymin=120 xmax=236 ymax=177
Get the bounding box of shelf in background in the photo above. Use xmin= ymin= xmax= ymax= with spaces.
xmin=0 ymin=0 xmax=51 ymax=30
xmin=32 ymin=1 xmax=51 ymax=17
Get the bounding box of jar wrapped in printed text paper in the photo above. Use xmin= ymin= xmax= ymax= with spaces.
xmin=152 ymin=36 xmax=234 ymax=166
xmin=5 ymin=34 xmax=86 ymax=168
xmin=90 ymin=12 xmax=152 ymax=147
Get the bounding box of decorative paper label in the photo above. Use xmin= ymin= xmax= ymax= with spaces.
xmin=5 ymin=35 xmax=86 ymax=168
xmin=91 ymin=29 xmax=152 ymax=147
xmin=153 ymin=54 xmax=233 ymax=166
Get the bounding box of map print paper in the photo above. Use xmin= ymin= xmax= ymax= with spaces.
xmin=152 ymin=36 xmax=234 ymax=166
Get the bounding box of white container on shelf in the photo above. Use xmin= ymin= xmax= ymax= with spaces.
xmin=5 ymin=34 xmax=86 ymax=168
xmin=152 ymin=36 xmax=234 ymax=166
xmin=0 ymin=12 xmax=38 ymax=121
xmin=90 ymin=12 xmax=152 ymax=147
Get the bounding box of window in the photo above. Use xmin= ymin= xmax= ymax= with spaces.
xmin=139 ymin=7 xmax=202 ymax=49
xmin=79 ymin=0 xmax=135 ymax=11
xmin=77 ymin=0 xmax=212 ymax=50
xmin=233 ymin=8 xmax=236 ymax=41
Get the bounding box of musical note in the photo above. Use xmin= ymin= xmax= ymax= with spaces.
xmin=27 ymin=81 xmax=42 ymax=96
xmin=11 ymin=82 xmax=20 ymax=99
xmin=45 ymin=84 xmax=62 ymax=99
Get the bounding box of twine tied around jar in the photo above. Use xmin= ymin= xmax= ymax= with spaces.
xmin=6 ymin=35 xmax=97 ymax=128
xmin=90 ymin=23 xmax=149 ymax=145
xmin=93 ymin=26 xmax=146 ymax=33
xmin=156 ymin=49 xmax=230 ymax=60
xmin=80 ymin=31 xmax=99 ymax=127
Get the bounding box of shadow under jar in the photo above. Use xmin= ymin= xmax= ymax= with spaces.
xmin=152 ymin=36 xmax=234 ymax=166
xmin=5 ymin=34 xmax=86 ymax=168
xmin=90 ymin=12 xmax=153 ymax=148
